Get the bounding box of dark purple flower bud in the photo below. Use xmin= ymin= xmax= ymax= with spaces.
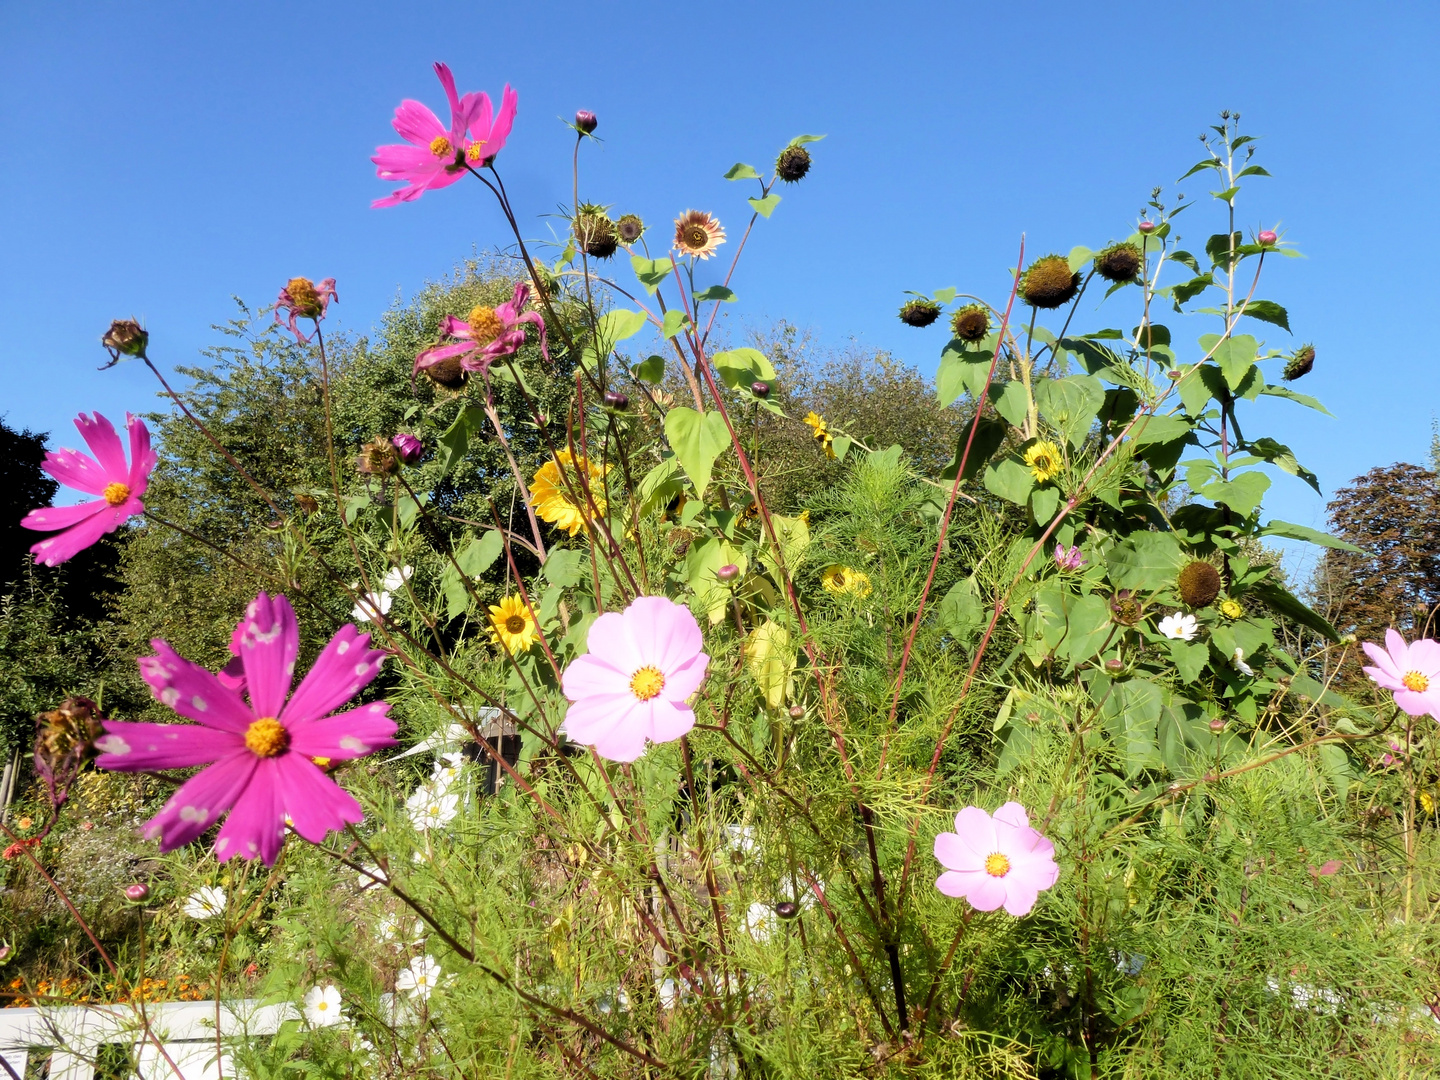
xmin=751 ymin=381 xmax=770 ymax=398
xmin=774 ymin=901 xmax=799 ymax=919
xmin=717 ymin=563 xmax=740 ymax=582
xmin=1138 ymin=220 xmax=1156 ymax=234
xmin=392 ymin=432 xmax=424 ymax=465
xmin=603 ymin=390 xmax=629 ymax=410
xmin=788 ymin=704 xmax=805 ymax=720
xmin=125 ymin=883 xmax=150 ymax=902
xmin=1257 ymin=229 xmax=1277 ymax=246
xmin=1104 ymin=658 xmax=1125 ymax=673
xmin=575 ymin=110 xmax=598 ymax=134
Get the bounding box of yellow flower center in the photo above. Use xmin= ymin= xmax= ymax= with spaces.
xmin=429 ymin=135 xmax=453 ymax=158
xmin=983 ymin=852 xmax=1011 ymax=878
xmin=103 ymin=482 xmax=131 ymax=507
xmin=1403 ymin=670 xmax=1430 ymax=693
xmin=285 ymin=276 xmax=320 ymax=315
xmin=630 ymin=666 xmax=666 ymax=701
xmin=505 ymin=615 xmax=527 ymax=634
xmin=465 ymin=141 xmax=486 ymax=162
xmin=244 ymin=717 xmax=289 ymax=758
xmin=467 ymin=305 xmax=505 ymax=344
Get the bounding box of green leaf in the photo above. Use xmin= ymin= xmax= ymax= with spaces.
xmin=937 ymin=346 xmax=994 ymax=406
xmin=932 ymin=287 xmax=958 ymax=305
xmin=788 ymin=134 xmax=826 ymax=146
xmin=686 ymin=537 xmax=748 ymax=624
xmin=1248 ymin=576 xmax=1339 ymax=642
xmin=938 ymin=575 xmax=985 ymax=644
xmin=1244 ymin=436 xmax=1320 ymax=493
xmin=693 ymin=285 xmax=737 ymax=303
xmin=940 ymin=413 xmax=1006 ymax=483
xmin=1030 ymin=483 xmax=1059 ymax=527
xmin=1170 ymin=250 xmax=1201 ymax=274
xmin=988 ymin=380 xmax=1030 ymax=429
xmin=1239 ymin=299 xmax=1290 ymax=332
xmin=1067 ymin=246 xmax=1094 ymax=272
xmin=599 ymin=308 xmax=648 ymax=345
xmin=1106 ymin=532 xmax=1185 ymax=590
xmin=543 ymin=548 xmax=586 ymax=588
xmin=1201 ymin=333 xmax=1259 ymax=391
xmin=1179 ymin=158 xmax=1222 ymax=181
xmin=1258 ymin=520 xmax=1362 ymax=553
xmin=1157 ymin=691 xmax=1212 ymax=771
xmin=436 ymin=405 xmax=485 ymax=477
xmin=724 ymin=163 xmax=760 ymax=180
xmin=712 ymin=347 xmax=776 ymax=389
xmin=396 ymin=494 xmax=423 ymax=530
xmin=1134 ymin=323 xmax=1171 ymax=348
xmin=458 ymin=530 xmax=504 ymax=577
xmin=1129 ymin=412 xmax=1193 ymax=447
xmin=632 ymin=354 xmax=665 ymax=384
xmin=748 ymin=194 xmax=781 ymax=218
xmin=1211 ymin=185 xmax=1241 ymax=203
xmin=1036 ymin=375 xmax=1106 ymax=449
xmin=1258 ymin=385 xmax=1332 ymax=415
xmin=1099 ymin=678 xmax=1164 ymax=777
xmin=745 ymin=620 xmax=795 ymax=710
xmin=1170 ymin=273 xmax=1215 ymax=306
xmin=1236 ymin=164 xmax=1271 ymax=179
xmin=983 ymin=457 xmax=1035 ymax=506
xmin=1175 ymin=363 xmax=1227 ymax=417
xmin=1205 ymin=231 xmax=1243 ymax=269
xmin=663 ymin=407 xmax=730 ymax=497
xmin=1316 ymin=742 xmax=1355 ymax=800
xmin=631 ymin=256 xmax=673 ymax=294
xmin=1167 ymin=640 xmax=1209 ymax=684
xmin=1198 ymin=470 xmax=1271 ymax=516
xmin=662 ymin=308 xmax=691 ymax=339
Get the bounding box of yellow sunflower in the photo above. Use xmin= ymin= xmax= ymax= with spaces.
xmin=488 ymin=595 xmax=538 ymax=653
xmin=1218 ymin=598 xmax=1244 ymax=620
xmin=530 ymin=450 xmax=610 ymax=536
xmin=820 ymin=565 xmax=872 ymax=598
xmin=803 ymin=412 xmax=837 ymax=460
xmin=673 ymin=210 xmax=726 ymax=260
xmin=1024 ymin=440 xmax=1063 ymax=484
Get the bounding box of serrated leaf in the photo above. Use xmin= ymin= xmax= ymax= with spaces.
xmin=543 ymin=548 xmax=586 ymax=588
xmin=1205 ymin=231 xmax=1243 ymax=270
xmin=1199 ymin=470 xmax=1271 ymax=516
xmin=1170 ymin=250 xmax=1201 ymax=274
xmin=1249 ymin=576 xmax=1340 ymax=642
xmin=1258 ymin=520 xmax=1361 ymax=553
xmin=940 ymin=412 xmax=1006 ymax=483
xmin=724 ymin=163 xmax=760 ymax=180
xmin=1200 ymin=333 xmax=1259 ymax=391
xmin=1106 ymin=532 xmax=1185 ymax=591
xmin=988 ymin=380 xmax=1030 ymax=429
xmin=1171 ymin=273 xmax=1215 ymax=306
xmin=748 ymin=194 xmax=781 ymax=218
xmin=1239 ymin=299 xmax=1290 ymax=332
xmin=1129 ymin=412 xmax=1193 ymax=446
xmin=693 ymin=285 xmax=736 ymax=303
xmin=1244 ymin=436 xmax=1320 ymax=493
xmin=458 ymin=530 xmax=504 ymax=577
xmin=1036 ymin=374 xmax=1105 ymax=449
xmin=983 ymin=457 xmax=1035 ymax=506
xmin=1258 ymin=385 xmax=1332 ymax=415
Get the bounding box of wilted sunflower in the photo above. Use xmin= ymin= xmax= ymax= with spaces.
xmin=573 ymin=204 xmax=618 ymax=259
xmin=803 ymin=412 xmax=837 ymax=460
xmin=530 ymin=450 xmax=610 ymax=536
xmin=821 ymin=565 xmax=872 ymax=597
xmin=488 ymin=595 xmax=538 ymax=654
xmin=1283 ymin=343 xmax=1315 ymax=381
xmin=1177 ymin=560 xmax=1222 ymax=608
xmin=898 ymin=298 xmax=941 ymax=327
xmin=674 ymin=210 xmax=726 ymax=260
xmin=1024 ymin=440 xmax=1063 ymax=484
xmin=1021 ymin=255 xmax=1082 ymax=309
xmin=951 ymin=304 xmax=991 ymax=343
xmin=616 ymin=214 xmax=645 ymax=244
xmin=1093 ymin=242 xmax=1143 ymax=284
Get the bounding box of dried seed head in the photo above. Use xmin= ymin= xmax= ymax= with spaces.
xmin=1021 ymin=255 xmax=1081 ymax=309
xmin=898 ymin=298 xmax=941 ymax=327
xmin=1094 ymin=242 xmax=1143 ymax=283
xmin=775 ymin=145 xmax=812 ymax=183
xmin=951 ymin=304 xmax=991 ymax=343
xmin=1283 ymin=343 xmax=1315 ymax=382
xmin=1177 ymin=560 xmax=1223 ymax=608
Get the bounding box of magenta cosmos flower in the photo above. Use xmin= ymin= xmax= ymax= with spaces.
xmin=371 ymin=62 xmax=517 ymax=209
xmin=560 ymin=596 xmax=709 ymax=762
xmin=934 ymin=802 xmax=1059 ymax=916
xmin=1053 ymin=542 xmax=1085 ymax=572
xmin=95 ymin=593 xmax=397 ymax=865
xmin=21 ymin=412 xmax=156 ymax=567
xmin=412 ymin=281 xmax=549 ymax=382
xmin=1362 ymin=629 xmax=1440 ymax=718
xmin=275 ymin=276 xmax=337 ymax=344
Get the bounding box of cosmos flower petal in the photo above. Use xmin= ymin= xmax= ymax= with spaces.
xmin=282 ymin=624 xmax=387 ymax=723
xmin=41 ymin=446 xmax=110 ymax=495
xmin=145 ymin=753 xmax=258 ymax=853
xmin=560 ymin=692 xmax=636 ymax=743
xmin=138 ymin=642 xmax=255 ymax=733
xmin=22 ymin=500 xmax=111 ymax=532
xmin=641 ymin=698 xmax=695 ymax=745
xmin=485 ymin=85 xmax=517 ymax=156
xmin=127 ymin=414 xmax=158 ymax=493
xmin=94 ymin=720 xmax=244 ymax=771
xmin=390 ymin=98 xmax=448 ymax=146
xmin=992 ymin=801 xmax=1031 ymax=831
xmin=286 ymin=703 xmax=397 ymax=761
xmin=276 ymin=755 xmax=363 ymax=843
xmin=27 ymin=504 xmax=129 ymax=566
xmin=950 ymin=806 xmax=999 ymax=859
xmin=627 ymin=596 xmax=704 ymax=677
xmin=214 ymin=759 xmax=286 ymax=865
xmin=934 ymin=832 xmax=985 ymax=874
xmin=1001 ymin=884 xmax=1042 ymax=917
xmin=236 ymin=593 xmax=301 ymax=718
xmin=75 ymin=412 xmax=128 ymax=477
xmin=572 ymin=612 xmax=642 ymax=674
xmin=936 ymin=869 xmax=987 ymax=899
xmin=660 ymin=651 xmax=709 ymax=702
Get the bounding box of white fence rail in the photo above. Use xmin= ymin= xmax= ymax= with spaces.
xmin=0 ymin=1000 xmax=295 ymax=1080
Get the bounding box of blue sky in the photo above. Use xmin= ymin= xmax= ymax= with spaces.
xmin=2 ymin=1 xmax=1436 ymax=578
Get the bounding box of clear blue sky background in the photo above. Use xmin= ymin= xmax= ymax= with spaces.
xmin=3 ymin=1 xmax=1436 ymax=579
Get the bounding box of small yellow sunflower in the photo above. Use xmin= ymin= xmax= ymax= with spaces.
xmin=530 ymin=450 xmax=610 ymax=537
xmin=803 ymin=412 xmax=837 ymax=460
xmin=820 ymin=565 xmax=872 ymax=598
xmin=488 ymin=594 xmax=538 ymax=653
xmin=1419 ymin=789 xmax=1435 ymax=816
xmin=1218 ymin=598 xmax=1244 ymax=620
xmin=673 ymin=210 xmax=726 ymax=260
xmin=1024 ymin=440 xmax=1063 ymax=484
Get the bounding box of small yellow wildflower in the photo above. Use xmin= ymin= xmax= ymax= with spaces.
xmin=1219 ymin=598 xmax=1244 ymax=620
xmin=530 ymin=451 xmax=610 ymax=536
xmin=803 ymin=412 xmax=837 ymax=460
xmin=1024 ymin=440 xmax=1063 ymax=484
xmin=820 ymin=564 xmax=872 ymax=598
xmin=488 ymin=595 xmax=539 ymax=654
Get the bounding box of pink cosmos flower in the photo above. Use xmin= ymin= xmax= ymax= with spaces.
xmin=412 ymin=282 xmax=549 ymax=382
xmin=1362 ymin=629 xmax=1440 ymax=719
xmin=560 ymin=596 xmax=710 ymax=762
xmin=21 ymin=412 xmax=157 ymax=567
xmin=1053 ymin=543 xmax=1085 ymax=572
xmin=95 ymin=592 xmax=397 ymax=865
xmin=275 ymin=277 xmax=337 ymax=344
xmin=934 ymin=802 xmax=1059 ymax=916
xmin=372 ymin=62 xmax=516 ymax=208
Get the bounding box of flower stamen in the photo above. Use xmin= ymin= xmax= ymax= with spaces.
xmin=429 ymin=136 xmax=453 ymax=158
xmin=1403 ymin=670 xmax=1430 ymax=693
xmin=983 ymin=852 xmax=1011 ymax=878
xmin=244 ymin=718 xmax=290 ymax=758
xmin=630 ymin=666 xmax=666 ymax=701
xmin=103 ymin=482 xmax=131 ymax=507
xmin=467 ymin=305 xmax=505 ymax=344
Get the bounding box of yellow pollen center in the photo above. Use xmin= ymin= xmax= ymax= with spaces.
xmin=983 ymin=852 xmax=1011 ymax=878
xmin=430 ymin=135 xmax=453 ymax=158
xmin=465 ymin=141 xmax=486 ymax=162
xmin=1403 ymin=671 xmax=1430 ymax=693
xmin=505 ymin=615 xmax=527 ymax=634
xmin=244 ymin=717 xmax=289 ymax=758
xmin=467 ymin=305 xmax=505 ymax=343
xmin=103 ymin=482 xmax=131 ymax=507
xmin=630 ymin=666 xmax=666 ymax=701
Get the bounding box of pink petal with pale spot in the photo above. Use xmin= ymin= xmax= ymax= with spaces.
xmin=214 ymin=759 xmax=286 ymax=865
xmin=276 ymin=754 xmax=364 ymax=843
xmin=138 ymin=642 xmax=254 ymax=733
xmin=286 ymin=703 xmax=397 ymax=761
xmin=282 ymin=625 xmax=386 ymax=722
xmin=235 ymin=593 xmax=300 ymax=718
xmin=95 ymin=720 xmax=242 ymax=771
xmin=143 ymin=753 xmax=258 ymax=853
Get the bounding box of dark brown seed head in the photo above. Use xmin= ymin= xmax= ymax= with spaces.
xmin=1022 ymin=255 xmax=1082 ymax=309
xmin=951 ymin=304 xmax=991 ymax=342
xmin=1094 ymin=242 xmax=1143 ymax=283
xmin=1177 ymin=560 xmax=1222 ymax=608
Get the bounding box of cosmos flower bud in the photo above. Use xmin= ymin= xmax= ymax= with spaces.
xmin=125 ymin=883 xmax=150 ymax=903
xmin=603 ymin=390 xmax=629 ymax=410
xmin=751 ymin=381 xmax=770 ymax=398
xmin=898 ymin=299 xmax=941 ymax=327
xmin=356 ymin=437 xmax=399 ymax=476
xmin=102 ymin=319 xmax=149 ymax=365
xmin=1138 ymin=220 xmax=1157 ymax=234
xmin=717 ymin=563 xmax=740 ymax=582
xmin=788 ymin=704 xmax=805 ymax=719
xmin=1257 ymin=229 xmax=1278 ymax=246
xmin=575 ymin=109 xmax=598 ymax=134
xmin=1208 ymin=718 xmax=1226 ymax=734
xmin=774 ymin=901 xmax=800 ymax=919
xmin=0 ymin=943 xmax=10 ymax=964
xmin=1104 ymin=658 xmax=1125 ymax=673
xmin=775 ymin=145 xmax=812 ymax=183
xmin=392 ymin=433 xmax=424 ymax=464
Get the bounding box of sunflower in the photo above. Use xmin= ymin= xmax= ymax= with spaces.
xmin=1024 ymin=440 xmax=1063 ymax=484
xmin=488 ymin=595 xmax=538 ymax=654
xmin=530 ymin=451 xmax=610 ymax=537
xmin=820 ymin=565 xmax=872 ymax=598
xmin=1219 ymin=598 xmax=1245 ymax=620
xmin=673 ymin=210 xmax=726 ymax=260
xmin=803 ymin=412 xmax=837 ymax=460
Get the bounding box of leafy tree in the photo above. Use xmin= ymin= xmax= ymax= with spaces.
xmin=0 ymin=418 xmax=57 ymax=592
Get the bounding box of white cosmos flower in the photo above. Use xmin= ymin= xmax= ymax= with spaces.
xmin=382 ymin=565 xmax=414 ymax=592
xmin=406 ymin=787 xmax=459 ymax=831
xmin=1158 ymin=612 xmax=1199 ymax=642
xmin=430 ymin=751 xmax=467 ymax=791
xmin=396 ymin=955 xmax=443 ymax=1001
xmin=182 ymin=886 xmax=226 ymax=920
xmin=303 ymin=984 xmax=343 ymax=1027
xmin=357 ymin=863 xmax=389 ymax=890
xmin=351 ymin=590 xmax=393 ymax=623
xmin=743 ymin=901 xmax=776 ymax=943
xmin=378 ymin=913 xmax=426 ymax=944
xmin=1232 ymin=647 xmax=1255 ymax=677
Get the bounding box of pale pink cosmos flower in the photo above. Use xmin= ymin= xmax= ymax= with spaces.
xmin=934 ymin=801 xmax=1059 ymax=916
xmin=95 ymin=592 xmax=397 ymax=865
xmin=275 ymin=277 xmax=337 ymax=344
xmin=560 ymin=596 xmax=709 ymax=762
xmin=1362 ymin=629 xmax=1440 ymax=718
xmin=21 ymin=412 xmax=157 ymax=567
xmin=412 ymin=282 xmax=549 ymax=383
xmin=372 ymin=63 xmax=516 ymax=208
xmin=1053 ymin=543 xmax=1085 ymax=572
